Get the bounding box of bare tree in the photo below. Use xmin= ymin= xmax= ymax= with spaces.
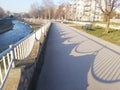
xmin=28 ymin=0 xmax=71 ymax=20
xmin=96 ymin=0 xmax=120 ymax=33
xmin=41 ymin=0 xmax=71 ymax=19
xmin=23 ymin=13 xmax=30 ymax=18
xmin=42 ymin=0 xmax=55 ymax=19
xmin=29 ymin=3 xmax=40 ymax=18
xmin=64 ymin=3 xmax=71 ymax=20
xmin=54 ymin=3 xmax=71 ymax=20
xmin=0 ymin=7 xmax=6 ymax=18
xmin=55 ymin=4 xmax=65 ymax=19
xmin=28 ymin=1 xmax=55 ymax=19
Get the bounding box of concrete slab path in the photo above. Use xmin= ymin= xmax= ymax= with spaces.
xmin=36 ymin=22 xmax=120 ymax=90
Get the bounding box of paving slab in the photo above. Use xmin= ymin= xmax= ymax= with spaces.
xmin=36 ymin=22 xmax=120 ymax=90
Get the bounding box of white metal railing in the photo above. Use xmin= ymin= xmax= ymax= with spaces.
xmin=0 ymin=21 xmax=51 ymax=90
xmin=13 ymin=33 xmax=35 ymax=60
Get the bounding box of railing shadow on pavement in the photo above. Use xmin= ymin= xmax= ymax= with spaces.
xmin=52 ymin=23 xmax=120 ymax=90
xmin=60 ymin=23 xmax=120 ymax=83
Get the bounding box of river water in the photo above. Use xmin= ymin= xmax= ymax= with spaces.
xmin=0 ymin=20 xmax=31 ymax=53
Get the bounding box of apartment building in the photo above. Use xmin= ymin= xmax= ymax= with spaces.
xmin=70 ymin=0 xmax=84 ymax=21
xmin=70 ymin=0 xmax=101 ymax=21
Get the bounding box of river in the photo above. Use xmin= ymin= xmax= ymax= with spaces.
xmin=0 ymin=20 xmax=31 ymax=53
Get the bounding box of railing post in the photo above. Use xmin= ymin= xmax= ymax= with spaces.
xmin=44 ymin=26 xmax=46 ymax=37
xmin=0 ymin=66 xmax=3 ymax=84
xmin=3 ymin=56 xmax=7 ymax=74
xmin=9 ymin=45 xmax=16 ymax=68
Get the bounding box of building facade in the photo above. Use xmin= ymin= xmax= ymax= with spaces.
xmin=70 ymin=0 xmax=84 ymax=21
xmin=70 ymin=0 xmax=102 ymax=21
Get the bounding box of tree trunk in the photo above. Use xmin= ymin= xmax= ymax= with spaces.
xmin=48 ymin=9 xmax=51 ymax=20
xmin=105 ymin=15 xmax=110 ymax=33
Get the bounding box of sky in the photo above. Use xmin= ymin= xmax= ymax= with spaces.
xmin=0 ymin=0 xmax=68 ymax=13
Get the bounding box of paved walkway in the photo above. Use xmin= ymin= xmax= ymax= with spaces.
xmin=36 ymin=23 xmax=120 ymax=90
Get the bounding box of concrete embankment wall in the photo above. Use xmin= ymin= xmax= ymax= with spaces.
xmin=0 ymin=18 xmax=13 ymax=34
